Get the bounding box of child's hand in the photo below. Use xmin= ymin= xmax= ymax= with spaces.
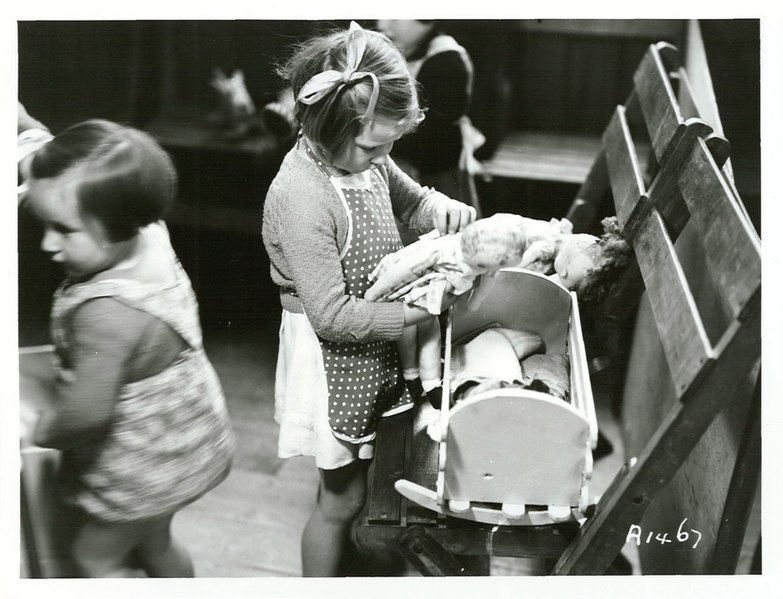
xmin=433 ymin=198 xmax=476 ymax=235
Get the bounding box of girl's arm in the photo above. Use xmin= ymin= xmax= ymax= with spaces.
xmin=277 ymin=188 xmax=407 ymax=344
xmin=385 ymin=158 xmax=475 ymax=235
xmin=33 ymin=298 xmax=152 ymax=450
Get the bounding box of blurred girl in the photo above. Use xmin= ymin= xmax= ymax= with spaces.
xmin=26 ymin=120 xmax=235 ymax=577
xmin=262 ymin=21 xmax=475 ymax=576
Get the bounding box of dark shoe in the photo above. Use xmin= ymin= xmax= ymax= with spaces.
xmin=405 ymin=378 xmax=424 ymax=402
xmin=593 ymin=430 xmax=614 ymax=460
xmin=426 ymin=386 xmax=444 ymax=409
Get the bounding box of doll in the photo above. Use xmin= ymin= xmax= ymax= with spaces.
xmin=545 ymin=216 xmax=633 ymax=308
xmin=365 ymin=212 xmax=528 ymax=309
xmin=366 ymin=213 xmax=527 ymax=407
xmin=367 ymin=213 xmax=631 ymax=408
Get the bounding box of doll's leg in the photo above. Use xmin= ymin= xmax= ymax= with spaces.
xmin=417 ymin=316 xmax=444 ymax=408
xmin=398 ymin=326 xmax=424 ymax=400
xmin=398 ymin=325 xmax=419 ymax=377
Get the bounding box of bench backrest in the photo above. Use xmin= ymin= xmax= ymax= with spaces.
xmin=555 ymin=41 xmax=761 ymax=574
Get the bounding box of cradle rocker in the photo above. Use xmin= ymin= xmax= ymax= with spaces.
xmin=394 ymin=269 xmax=598 ymax=526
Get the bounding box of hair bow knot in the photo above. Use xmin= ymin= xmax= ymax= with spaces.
xmin=297 ymin=21 xmax=379 ymax=122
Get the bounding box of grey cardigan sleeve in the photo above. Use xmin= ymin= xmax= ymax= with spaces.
xmin=383 ymin=157 xmax=454 ymax=235
xmin=271 ymin=168 xmax=406 ymax=344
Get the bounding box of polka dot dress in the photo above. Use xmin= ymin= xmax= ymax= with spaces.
xmin=319 ymin=168 xmax=412 ymax=442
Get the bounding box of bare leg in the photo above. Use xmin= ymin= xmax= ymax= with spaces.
xmin=72 ymin=513 xmax=193 ymax=578
xmin=135 ymin=513 xmax=194 ymax=577
xmin=301 ymin=459 xmax=369 ymax=577
xmin=71 ymin=518 xmax=144 ymax=577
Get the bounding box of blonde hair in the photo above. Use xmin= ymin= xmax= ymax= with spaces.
xmin=278 ymin=26 xmax=423 ymax=161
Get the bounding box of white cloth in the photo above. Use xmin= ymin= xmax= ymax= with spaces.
xmin=17 ymin=127 xmax=53 ymax=203
xmin=274 ymin=310 xmax=375 ymax=470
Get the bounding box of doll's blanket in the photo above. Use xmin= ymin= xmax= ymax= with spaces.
xmin=366 ymin=231 xmax=475 ymax=313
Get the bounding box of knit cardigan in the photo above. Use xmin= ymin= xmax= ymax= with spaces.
xmin=262 ymin=143 xmax=450 ymax=344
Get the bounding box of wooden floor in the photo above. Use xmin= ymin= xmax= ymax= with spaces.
xmin=170 ymin=317 xmax=640 ymax=578
xmin=20 ymin=307 xmax=758 ymax=579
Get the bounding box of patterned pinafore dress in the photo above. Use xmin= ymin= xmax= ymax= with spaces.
xmin=317 ymin=165 xmax=413 ymax=443
xmin=50 ymin=223 xmax=235 ymax=523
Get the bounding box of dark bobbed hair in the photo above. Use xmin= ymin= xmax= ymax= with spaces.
xmin=30 ymin=119 xmax=177 ymax=242
xmin=278 ymin=26 xmax=423 ymax=161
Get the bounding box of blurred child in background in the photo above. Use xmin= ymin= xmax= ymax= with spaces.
xmin=377 ymin=19 xmax=484 ymax=214
xmin=25 ymin=119 xmax=235 ymax=577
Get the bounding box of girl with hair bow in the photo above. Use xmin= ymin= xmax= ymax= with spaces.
xmin=262 ymin=21 xmax=475 ymax=576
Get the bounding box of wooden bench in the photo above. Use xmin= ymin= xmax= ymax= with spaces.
xmin=356 ymin=39 xmax=760 ymax=575
xmin=478 ymin=20 xmax=684 ymax=192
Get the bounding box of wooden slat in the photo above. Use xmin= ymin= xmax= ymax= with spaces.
xmin=405 ymin=406 xmax=441 ymax=526
xmin=634 ymin=43 xmax=684 ymax=162
xmin=566 ymin=150 xmax=608 ymax=233
xmin=683 ymin=21 xmax=726 ymax=139
xmin=482 ymin=131 xmax=601 ymax=184
xmin=677 ymin=139 xmax=761 ymax=321
xmin=366 ymin=412 xmax=409 ymax=524
xmin=638 ymin=118 xmax=715 ymax=243
xmin=554 ymin=301 xmax=760 ymax=574
xmin=634 ymin=209 xmax=714 ymax=396
xmin=603 ymin=106 xmax=647 ymax=229
xmin=710 ymin=373 xmax=761 ymax=574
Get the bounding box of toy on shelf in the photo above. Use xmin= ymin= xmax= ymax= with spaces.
xmin=207 ymin=68 xmax=260 ymax=139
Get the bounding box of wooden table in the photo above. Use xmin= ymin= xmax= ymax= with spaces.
xmin=355 ymin=403 xmax=581 ymax=576
xmin=19 ymin=347 xmax=81 ymax=578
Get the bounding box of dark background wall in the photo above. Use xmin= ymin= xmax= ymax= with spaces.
xmin=17 ymin=19 xmax=760 ymax=341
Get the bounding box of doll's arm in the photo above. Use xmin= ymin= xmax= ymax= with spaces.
xmin=366 ymin=233 xmax=443 ymax=301
xmin=466 ymin=272 xmax=499 ymax=311
xmin=518 ymin=239 xmax=559 ymax=273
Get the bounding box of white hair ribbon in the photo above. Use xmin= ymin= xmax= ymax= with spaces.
xmin=296 ymin=21 xmax=379 ymax=123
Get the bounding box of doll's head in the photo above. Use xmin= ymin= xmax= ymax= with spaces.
xmin=552 ymin=217 xmax=633 ymax=306
xmin=460 ymin=213 xmax=527 ymax=274
xmin=26 ymin=120 xmax=176 ymax=277
xmin=280 ymin=22 xmax=423 ymax=168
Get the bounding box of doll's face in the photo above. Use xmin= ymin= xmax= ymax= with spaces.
xmin=553 ymin=234 xmax=599 ymax=290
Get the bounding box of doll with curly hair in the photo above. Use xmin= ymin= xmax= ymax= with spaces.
xmin=546 ymin=217 xmax=633 ymax=308
xmin=366 ymin=214 xmax=632 ymax=407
